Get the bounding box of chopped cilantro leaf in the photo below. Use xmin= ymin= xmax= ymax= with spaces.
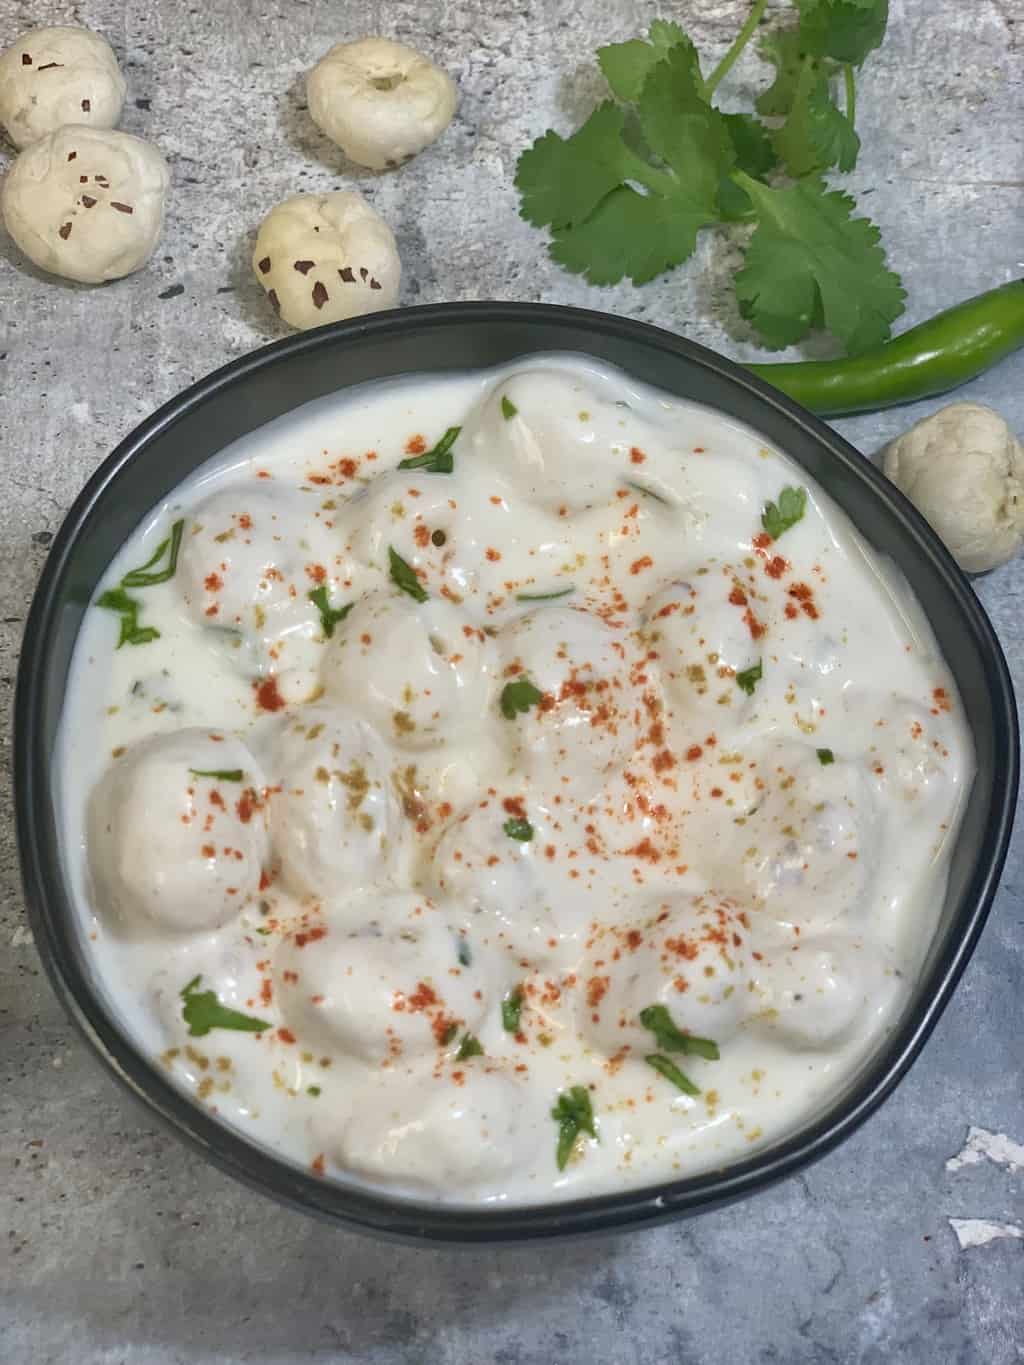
xmin=180 ymin=975 xmax=270 ymax=1038
xmin=307 ymin=1085 xmax=321 ymax=1097
xmin=397 ymin=425 xmax=460 ymax=473
xmin=736 ymin=661 xmax=763 ymax=696
xmin=516 ymin=586 xmax=575 ymax=602
xmin=308 ymin=585 xmax=353 ymax=638
xmin=500 ymin=678 xmax=544 ymax=720
xmin=456 ymin=1034 xmax=484 ymax=1060
xmin=734 ymin=177 xmax=905 ymax=354
xmin=500 ymin=395 xmax=518 ymax=420
xmin=501 ymin=988 xmax=524 ymax=1032
xmin=551 ymin=1085 xmax=598 ymax=1171
xmin=121 ymin=519 xmax=185 ymax=588
xmin=503 ymin=817 xmax=534 ymax=842
xmin=189 ymin=768 xmax=244 ymax=782
xmin=456 ymin=936 xmax=472 ymax=967
xmin=639 ymin=1004 xmax=720 ymax=1060
xmin=388 ymin=546 xmax=428 ymax=602
xmin=817 ymin=747 xmax=836 ymax=764
xmin=761 ymin=485 xmax=808 ymax=539
xmin=646 ymin=1052 xmax=701 ymax=1096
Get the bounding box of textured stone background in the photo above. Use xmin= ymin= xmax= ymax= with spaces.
xmin=1 ymin=1 xmax=1022 ymax=1361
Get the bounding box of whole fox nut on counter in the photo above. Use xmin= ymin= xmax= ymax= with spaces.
xmin=0 ymin=25 xmax=126 ymax=149
xmin=1 ymin=125 xmax=169 ymax=284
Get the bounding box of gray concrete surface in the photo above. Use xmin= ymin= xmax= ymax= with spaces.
xmin=1 ymin=1 xmax=1022 ymax=1361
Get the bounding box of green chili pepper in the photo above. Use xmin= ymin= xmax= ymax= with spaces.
xmin=746 ymin=280 xmax=1024 ymax=418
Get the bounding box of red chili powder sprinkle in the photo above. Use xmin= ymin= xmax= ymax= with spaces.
xmin=765 ymin=556 xmax=788 ymax=580
xmin=277 ymin=1028 xmax=296 ymax=1044
xmin=630 ymin=556 xmax=654 ymax=575
xmin=686 ymin=745 xmax=703 ymax=762
xmin=405 ymin=434 xmax=427 ymax=455
xmin=254 ymin=677 xmax=286 ymax=712
xmin=630 ymin=447 xmax=646 ymax=465
xmin=294 ymin=926 xmax=327 ymax=948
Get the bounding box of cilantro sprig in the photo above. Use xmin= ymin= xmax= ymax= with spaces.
xmin=515 ymin=2 xmax=902 ymax=355
xmin=397 ymin=425 xmax=461 ymax=474
xmin=551 ymin=1085 xmax=598 ymax=1171
xmin=180 ymin=975 xmax=270 ymax=1038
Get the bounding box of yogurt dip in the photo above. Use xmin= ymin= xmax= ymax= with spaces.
xmin=58 ymin=357 xmax=973 ymax=1204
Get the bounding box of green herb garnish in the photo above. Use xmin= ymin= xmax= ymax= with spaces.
xmin=308 ymin=585 xmax=354 ymax=638
xmin=817 ymin=747 xmax=835 ymax=765
xmin=501 ymin=988 xmax=524 ymax=1033
xmin=397 ymin=425 xmax=461 ymax=473
xmin=551 ymin=1085 xmax=598 ymax=1171
xmin=180 ymin=975 xmax=270 ymax=1038
xmin=307 ymin=1085 xmax=322 ymax=1097
xmin=503 ymin=817 xmax=534 ymax=842
xmin=96 ymin=517 xmax=186 ymax=647
xmin=639 ymin=1004 xmax=720 ymax=1060
xmin=645 ymin=1053 xmax=701 ymax=1096
xmin=761 ymin=485 xmax=807 ymax=540
xmin=515 ymin=586 xmax=575 ymax=602
xmin=96 ymin=587 xmax=161 ymax=648
xmin=456 ymin=1034 xmax=484 ymax=1060
xmin=500 ymin=395 xmax=518 ymax=420
xmin=515 ymin=5 xmax=903 ymax=356
xmin=456 ymin=936 xmax=472 ymax=967
xmin=189 ymin=768 xmax=244 ymax=782
xmin=388 ymin=546 xmax=428 ymax=602
xmin=736 ymin=660 xmax=763 ymax=696
xmin=121 ymin=519 xmax=185 ymax=587
xmin=500 ymin=678 xmax=544 ymax=719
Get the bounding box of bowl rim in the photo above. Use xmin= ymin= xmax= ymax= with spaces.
xmin=15 ymin=300 xmax=1019 ymax=1244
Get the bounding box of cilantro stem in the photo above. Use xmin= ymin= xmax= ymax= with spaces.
xmin=843 ymin=63 xmax=856 ymax=130
xmin=703 ymin=0 xmax=768 ymax=98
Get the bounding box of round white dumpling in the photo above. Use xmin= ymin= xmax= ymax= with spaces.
xmin=0 ymin=26 xmax=126 ymax=150
xmin=268 ymin=705 xmax=400 ymax=900
xmin=333 ymin=1066 xmax=542 ymax=1193
xmin=749 ymin=935 xmax=898 ymax=1048
xmin=498 ymin=605 xmax=643 ymax=796
xmin=176 ymin=485 xmax=337 ymax=638
xmin=306 ymin=37 xmax=457 ymax=171
xmin=726 ymin=744 xmax=879 ymax=932
xmin=1 ymin=126 xmax=168 ymax=283
xmin=321 ymin=591 xmax=497 ymax=749
xmin=252 ymin=191 xmax=400 ymax=330
xmin=581 ymin=894 xmax=753 ymax=1056
xmin=88 ymin=729 xmax=269 ymax=933
xmin=462 ymin=369 xmax=636 ymax=512
xmin=429 ymin=799 xmax=584 ymax=964
xmin=274 ymin=893 xmax=487 ymax=1065
xmin=643 ymin=570 xmax=765 ymax=723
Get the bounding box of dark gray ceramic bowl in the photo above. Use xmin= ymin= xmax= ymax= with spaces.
xmin=15 ymin=303 xmax=1019 ymax=1244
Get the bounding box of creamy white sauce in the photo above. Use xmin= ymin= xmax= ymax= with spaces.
xmin=57 ymin=356 xmax=973 ymax=1205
